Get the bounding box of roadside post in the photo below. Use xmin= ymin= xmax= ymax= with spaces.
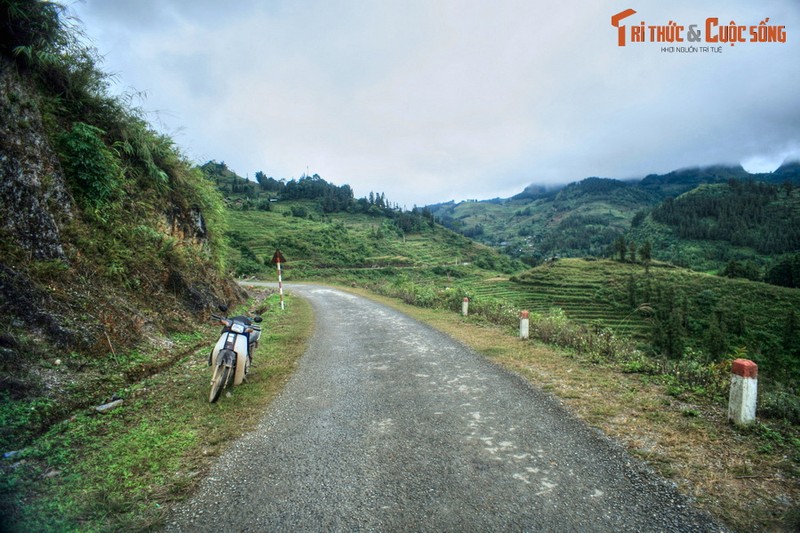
xmin=462 ymin=297 xmax=469 ymax=317
xmin=728 ymin=359 xmax=757 ymax=426
xmin=520 ymin=310 xmax=530 ymax=340
xmin=271 ymin=249 xmax=287 ymax=310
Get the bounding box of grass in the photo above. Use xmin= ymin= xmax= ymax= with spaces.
xmin=0 ymin=290 xmax=313 ymax=532
xmin=340 ymin=285 xmax=800 ymax=532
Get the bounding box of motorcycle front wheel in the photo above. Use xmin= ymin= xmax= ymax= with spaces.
xmin=209 ymin=365 xmax=232 ymax=403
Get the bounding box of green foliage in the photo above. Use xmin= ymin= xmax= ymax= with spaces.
xmin=222 ymin=204 xmax=522 ymax=278
xmin=0 ymin=393 xmax=56 ymax=452
xmin=719 ymin=259 xmax=762 ymax=282
xmin=1 ymin=0 xmax=64 ymax=66
xmin=651 ymin=180 xmax=800 ymax=255
xmin=510 ymin=258 xmax=800 ymax=396
xmin=431 ymin=166 xmax=800 ymax=275
xmin=650 ymin=284 xmax=685 ymax=359
xmin=0 ymin=0 xmax=237 ymax=475
xmin=1 ymin=293 xmax=310 ymax=532
xmin=291 ymin=205 xmax=308 ymax=218
xmin=204 ymin=163 xmax=437 ymax=239
xmin=760 ymin=385 xmax=800 ymax=424
xmin=57 ymin=121 xmax=121 ymax=210
xmin=111 ymin=111 xmax=171 ymax=191
xmin=765 ymin=253 xmax=800 ymax=288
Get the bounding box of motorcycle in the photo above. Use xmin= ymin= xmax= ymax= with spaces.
xmin=208 ymin=308 xmax=262 ymax=403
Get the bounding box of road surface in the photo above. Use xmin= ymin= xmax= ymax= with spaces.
xmin=164 ymin=284 xmax=724 ymax=532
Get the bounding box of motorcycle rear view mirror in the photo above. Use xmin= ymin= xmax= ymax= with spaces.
xmin=254 ymin=316 xmax=263 ymax=323
xmin=218 ymin=305 xmax=228 ymax=312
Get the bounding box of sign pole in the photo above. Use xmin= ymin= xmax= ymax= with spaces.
xmin=277 ymin=258 xmax=284 ymax=310
xmin=271 ymin=249 xmax=287 ymax=310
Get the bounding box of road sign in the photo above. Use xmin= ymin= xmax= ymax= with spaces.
xmin=271 ymin=249 xmax=286 ymax=264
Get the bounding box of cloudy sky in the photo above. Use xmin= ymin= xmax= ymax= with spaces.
xmin=68 ymin=0 xmax=800 ymax=207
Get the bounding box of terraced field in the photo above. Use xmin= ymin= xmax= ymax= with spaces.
xmin=465 ymin=267 xmax=644 ymax=338
xmin=487 ymin=258 xmax=800 ymax=377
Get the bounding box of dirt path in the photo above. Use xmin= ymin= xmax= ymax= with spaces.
xmin=164 ymin=284 xmax=725 ymax=532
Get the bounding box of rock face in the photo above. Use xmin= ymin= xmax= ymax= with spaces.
xmin=164 ymin=206 xmax=208 ymax=244
xmin=0 ymin=59 xmax=73 ymax=260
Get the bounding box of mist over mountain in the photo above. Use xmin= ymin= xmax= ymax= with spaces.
xmin=427 ymin=161 xmax=800 ymax=271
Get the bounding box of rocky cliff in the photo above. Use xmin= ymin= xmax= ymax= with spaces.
xmin=0 ymin=50 xmax=243 ymax=439
xmin=0 ymin=59 xmax=72 ymax=260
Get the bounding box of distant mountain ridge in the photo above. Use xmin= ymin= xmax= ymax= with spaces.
xmin=426 ymin=161 xmax=800 ymax=270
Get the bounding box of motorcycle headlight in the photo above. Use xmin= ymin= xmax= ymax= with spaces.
xmin=230 ymin=323 xmax=245 ymax=334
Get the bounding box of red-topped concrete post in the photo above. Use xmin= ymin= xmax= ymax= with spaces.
xmin=728 ymin=359 xmax=758 ymax=426
xmin=519 ymin=310 xmax=530 ymax=340
xmin=462 ymin=297 xmax=469 ymax=317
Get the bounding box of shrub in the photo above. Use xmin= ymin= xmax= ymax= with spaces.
xmin=57 ymin=122 xmax=121 ymax=211
xmin=760 ymin=386 xmax=800 ymax=424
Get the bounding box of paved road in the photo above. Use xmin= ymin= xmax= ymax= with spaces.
xmin=164 ymin=284 xmax=724 ymax=532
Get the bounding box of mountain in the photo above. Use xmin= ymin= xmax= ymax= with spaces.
xmin=427 ymin=162 xmax=800 ymax=271
xmin=630 ymin=177 xmax=800 ymax=272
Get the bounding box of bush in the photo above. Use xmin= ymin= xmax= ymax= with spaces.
xmin=760 ymin=386 xmax=800 ymax=424
xmin=57 ymin=122 xmax=121 ymax=211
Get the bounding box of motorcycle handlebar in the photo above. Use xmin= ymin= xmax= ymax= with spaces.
xmin=210 ymin=314 xmax=262 ymax=324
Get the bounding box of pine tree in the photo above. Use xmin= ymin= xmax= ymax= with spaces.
xmin=614 ymin=235 xmax=627 ymax=262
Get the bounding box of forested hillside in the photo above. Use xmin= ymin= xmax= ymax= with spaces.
xmin=428 ymin=163 xmax=800 ymax=278
xmin=628 ymin=180 xmax=800 ymax=277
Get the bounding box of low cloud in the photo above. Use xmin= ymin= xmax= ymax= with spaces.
xmin=73 ymin=0 xmax=800 ymax=205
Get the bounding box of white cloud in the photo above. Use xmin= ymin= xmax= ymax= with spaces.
xmin=71 ymin=0 xmax=800 ymax=206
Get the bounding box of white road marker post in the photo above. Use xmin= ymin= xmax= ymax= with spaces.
xmin=519 ymin=310 xmax=530 ymax=340
xmin=462 ymin=297 xmax=469 ymax=317
xmin=728 ymin=358 xmax=758 ymax=426
xmin=271 ymin=249 xmax=287 ymax=310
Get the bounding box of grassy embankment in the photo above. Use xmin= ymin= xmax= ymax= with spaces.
xmin=1 ymin=290 xmax=312 ymax=532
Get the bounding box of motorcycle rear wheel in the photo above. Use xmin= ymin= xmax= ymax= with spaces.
xmin=209 ymin=365 xmax=231 ymax=403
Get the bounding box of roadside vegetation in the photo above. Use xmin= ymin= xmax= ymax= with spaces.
xmin=1 ymin=0 xmax=239 ymax=438
xmin=1 ymin=4 xmax=242 ymax=530
xmin=1 ymin=290 xmax=311 ymax=532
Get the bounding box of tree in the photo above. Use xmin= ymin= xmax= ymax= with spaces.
xmin=640 ymin=240 xmax=652 ymax=265
xmin=704 ymin=312 xmax=728 ymax=360
xmin=627 ymin=274 xmax=637 ymax=308
xmin=765 ymin=254 xmax=800 ymax=288
xmin=614 ymin=235 xmax=627 ymax=262
xmin=782 ymin=309 xmax=799 ymax=356
xmin=651 ymin=285 xmax=685 ymax=358
xmin=720 ymin=260 xmax=762 ymax=282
